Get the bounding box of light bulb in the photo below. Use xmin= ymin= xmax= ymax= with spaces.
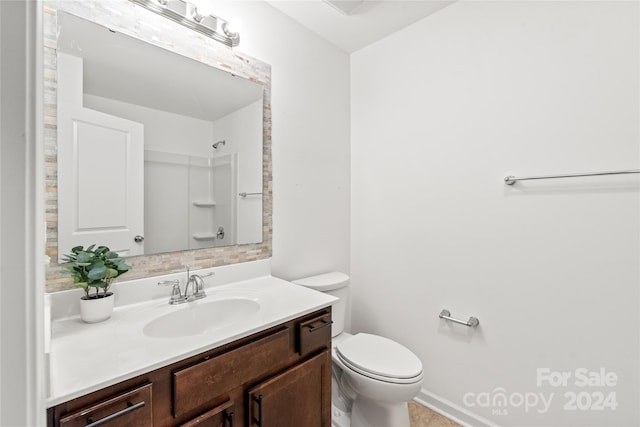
xmin=226 ymin=19 xmax=242 ymax=34
xmin=190 ymin=0 xmax=214 ymax=17
xmin=223 ymin=19 xmax=242 ymax=36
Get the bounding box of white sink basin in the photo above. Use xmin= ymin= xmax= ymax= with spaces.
xmin=143 ymin=298 xmax=261 ymax=338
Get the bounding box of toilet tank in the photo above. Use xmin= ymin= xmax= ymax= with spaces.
xmin=292 ymin=272 xmax=349 ymax=338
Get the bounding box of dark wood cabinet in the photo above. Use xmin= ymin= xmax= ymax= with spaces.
xmin=172 ymin=327 xmax=291 ymax=418
xmin=297 ymin=311 xmax=332 ymax=356
xmin=57 ymin=383 xmax=152 ymax=427
xmin=179 ymin=401 xmax=235 ymax=427
xmin=48 ymin=308 xmax=331 ymax=427
xmin=247 ymin=351 xmax=331 ymax=427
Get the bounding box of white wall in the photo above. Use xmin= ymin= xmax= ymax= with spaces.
xmin=351 ymin=1 xmax=639 ymax=426
xmin=0 ymin=1 xmax=45 ymax=425
xmin=206 ymin=0 xmax=351 ymax=280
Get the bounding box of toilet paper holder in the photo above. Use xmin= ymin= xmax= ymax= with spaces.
xmin=439 ymin=309 xmax=479 ymax=328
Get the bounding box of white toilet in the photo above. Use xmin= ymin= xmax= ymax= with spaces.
xmin=293 ymin=272 xmax=424 ymax=427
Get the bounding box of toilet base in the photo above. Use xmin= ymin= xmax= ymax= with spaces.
xmin=332 ymin=399 xmax=410 ymax=427
xmin=351 ymin=398 xmax=410 ymax=427
xmin=332 ymin=403 xmax=351 ymax=427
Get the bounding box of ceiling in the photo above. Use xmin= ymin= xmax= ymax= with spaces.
xmin=264 ymin=0 xmax=455 ymax=53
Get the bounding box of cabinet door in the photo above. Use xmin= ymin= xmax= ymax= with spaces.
xmin=58 ymin=383 xmax=152 ymax=427
xmin=179 ymin=400 xmax=235 ymax=427
xmin=247 ymin=351 xmax=331 ymax=427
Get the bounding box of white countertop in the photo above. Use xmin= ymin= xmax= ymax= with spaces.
xmin=47 ymin=273 xmax=336 ymax=407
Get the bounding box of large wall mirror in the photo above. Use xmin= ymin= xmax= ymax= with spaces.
xmin=44 ymin=0 xmax=272 ymax=291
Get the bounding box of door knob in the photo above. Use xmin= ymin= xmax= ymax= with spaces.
xmin=134 ymin=235 xmax=144 ymax=243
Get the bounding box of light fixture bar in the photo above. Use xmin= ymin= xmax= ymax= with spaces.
xmin=129 ymin=0 xmax=239 ymax=47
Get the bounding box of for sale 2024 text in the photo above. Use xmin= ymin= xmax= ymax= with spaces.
xmin=537 ymin=368 xmax=618 ymax=411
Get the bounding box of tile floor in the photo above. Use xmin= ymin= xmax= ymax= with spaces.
xmin=408 ymin=401 xmax=461 ymax=427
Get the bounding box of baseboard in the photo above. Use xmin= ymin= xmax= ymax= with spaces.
xmin=414 ymin=389 xmax=499 ymax=427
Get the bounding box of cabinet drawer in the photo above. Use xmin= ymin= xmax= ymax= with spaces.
xmin=297 ymin=312 xmax=332 ymax=356
xmin=173 ymin=327 xmax=290 ymax=418
xmin=179 ymin=400 xmax=235 ymax=427
xmin=58 ymin=383 xmax=152 ymax=427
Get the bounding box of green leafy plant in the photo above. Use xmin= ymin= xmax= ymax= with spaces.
xmin=63 ymin=244 xmax=131 ymax=299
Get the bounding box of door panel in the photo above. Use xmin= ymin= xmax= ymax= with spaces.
xmin=58 ymin=102 xmax=144 ymax=259
xmin=247 ymin=351 xmax=331 ymax=427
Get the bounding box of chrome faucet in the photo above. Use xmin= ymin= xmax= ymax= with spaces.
xmin=157 ymin=279 xmax=185 ymax=305
xmin=189 ymin=274 xmax=207 ymax=300
xmin=186 ymin=270 xmax=214 ymax=300
xmin=157 ymin=267 xmax=214 ymax=305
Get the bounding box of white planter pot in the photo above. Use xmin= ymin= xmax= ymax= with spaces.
xmin=80 ymin=292 xmax=114 ymax=323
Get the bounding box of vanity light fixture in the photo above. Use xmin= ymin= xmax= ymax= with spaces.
xmin=129 ymin=0 xmax=240 ymax=47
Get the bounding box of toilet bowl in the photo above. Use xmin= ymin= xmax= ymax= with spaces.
xmin=293 ymin=272 xmax=424 ymax=427
xmin=332 ymin=332 xmax=424 ymax=427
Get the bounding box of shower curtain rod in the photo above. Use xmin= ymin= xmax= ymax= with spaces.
xmin=504 ymin=169 xmax=640 ymax=185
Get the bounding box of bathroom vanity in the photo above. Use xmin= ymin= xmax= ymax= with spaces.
xmin=46 ymin=271 xmax=335 ymax=427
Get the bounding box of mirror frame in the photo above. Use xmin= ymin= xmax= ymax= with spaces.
xmin=44 ymin=0 xmax=272 ymax=292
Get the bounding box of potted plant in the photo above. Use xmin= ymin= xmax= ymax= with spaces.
xmin=63 ymin=244 xmax=131 ymax=323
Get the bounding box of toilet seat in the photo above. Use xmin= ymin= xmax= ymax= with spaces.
xmin=335 ymin=333 xmax=423 ymax=384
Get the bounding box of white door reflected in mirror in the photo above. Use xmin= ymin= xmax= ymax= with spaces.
xmin=57 ymin=100 xmax=144 ymax=258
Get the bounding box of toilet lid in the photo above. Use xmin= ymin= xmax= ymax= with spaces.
xmin=335 ymin=333 xmax=423 ymax=383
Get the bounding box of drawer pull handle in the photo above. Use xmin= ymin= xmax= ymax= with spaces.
xmin=226 ymin=411 xmax=234 ymax=427
xmin=252 ymin=394 xmax=263 ymax=426
xmin=307 ymin=320 xmax=332 ymax=333
xmin=85 ymin=401 xmax=145 ymax=426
